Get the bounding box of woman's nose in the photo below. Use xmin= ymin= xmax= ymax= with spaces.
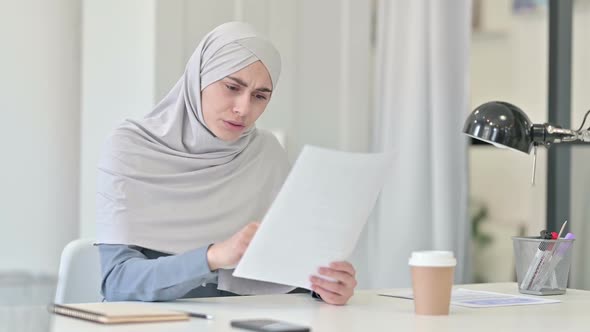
xmin=232 ymin=94 xmax=251 ymax=116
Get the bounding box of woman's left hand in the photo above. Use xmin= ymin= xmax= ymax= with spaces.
xmin=309 ymin=261 xmax=357 ymax=305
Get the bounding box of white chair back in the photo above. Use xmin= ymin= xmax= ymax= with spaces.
xmin=54 ymin=238 xmax=102 ymax=304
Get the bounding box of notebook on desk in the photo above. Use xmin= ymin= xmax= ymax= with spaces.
xmin=50 ymin=302 xmax=190 ymax=324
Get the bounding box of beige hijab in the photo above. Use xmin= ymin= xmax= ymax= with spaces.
xmin=96 ymin=22 xmax=294 ymax=295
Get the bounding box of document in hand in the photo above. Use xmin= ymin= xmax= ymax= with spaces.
xmin=233 ymin=145 xmax=394 ymax=289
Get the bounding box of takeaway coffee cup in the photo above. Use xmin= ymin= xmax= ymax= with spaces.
xmin=409 ymin=251 xmax=456 ymax=315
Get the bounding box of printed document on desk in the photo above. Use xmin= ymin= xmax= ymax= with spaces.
xmin=233 ymin=145 xmax=394 ymax=289
xmin=379 ymin=288 xmax=561 ymax=308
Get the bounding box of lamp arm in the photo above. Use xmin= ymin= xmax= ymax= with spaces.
xmin=540 ymin=124 xmax=590 ymax=144
xmin=536 ymin=110 xmax=590 ymax=145
xmin=545 ymin=125 xmax=578 ymax=143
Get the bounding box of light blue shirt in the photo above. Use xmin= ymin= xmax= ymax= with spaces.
xmin=98 ymin=244 xmax=314 ymax=302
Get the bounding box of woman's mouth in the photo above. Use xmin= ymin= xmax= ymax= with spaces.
xmin=223 ymin=120 xmax=246 ymax=131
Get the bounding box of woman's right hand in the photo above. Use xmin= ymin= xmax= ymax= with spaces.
xmin=206 ymin=222 xmax=260 ymax=271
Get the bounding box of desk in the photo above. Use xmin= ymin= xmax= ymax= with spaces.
xmin=52 ymin=283 xmax=590 ymax=332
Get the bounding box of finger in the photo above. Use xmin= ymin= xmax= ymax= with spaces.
xmin=236 ymin=229 xmax=257 ymax=249
xmin=239 ymin=232 xmax=257 ymax=249
xmin=244 ymin=223 xmax=259 ymax=234
xmin=318 ymin=267 xmax=357 ymax=288
xmin=241 ymin=224 xmax=259 ymax=240
xmin=311 ymin=284 xmax=346 ymax=305
xmin=310 ymin=276 xmax=347 ymax=296
xmin=329 ymin=261 xmax=356 ymax=276
xmin=237 ymin=233 xmax=253 ymax=248
xmin=235 ymin=241 xmax=249 ymax=256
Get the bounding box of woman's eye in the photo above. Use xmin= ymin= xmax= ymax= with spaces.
xmin=225 ymin=84 xmax=239 ymax=91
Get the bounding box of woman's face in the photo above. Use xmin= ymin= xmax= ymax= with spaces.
xmin=201 ymin=61 xmax=273 ymax=142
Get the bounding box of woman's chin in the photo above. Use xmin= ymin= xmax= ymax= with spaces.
xmin=216 ymin=131 xmax=242 ymax=142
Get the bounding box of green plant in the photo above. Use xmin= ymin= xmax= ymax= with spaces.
xmin=471 ymin=201 xmax=493 ymax=249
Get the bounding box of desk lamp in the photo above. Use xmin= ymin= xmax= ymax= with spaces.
xmin=463 ymin=101 xmax=590 ymax=184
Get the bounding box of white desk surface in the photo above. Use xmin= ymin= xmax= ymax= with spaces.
xmin=52 ymin=282 xmax=590 ymax=332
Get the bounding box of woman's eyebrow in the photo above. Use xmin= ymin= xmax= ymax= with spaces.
xmin=226 ymin=76 xmax=272 ymax=93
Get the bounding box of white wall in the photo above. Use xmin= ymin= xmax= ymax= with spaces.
xmin=569 ymin=0 xmax=590 ymax=290
xmin=0 ymin=0 xmax=81 ymax=274
xmin=469 ymin=3 xmax=548 ymax=282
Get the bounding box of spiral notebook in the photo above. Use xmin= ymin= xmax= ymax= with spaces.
xmin=50 ymin=302 xmax=190 ymax=324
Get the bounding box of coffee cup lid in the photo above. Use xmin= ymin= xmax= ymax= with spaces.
xmin=408 ymin=251 xmax=457 ymax=267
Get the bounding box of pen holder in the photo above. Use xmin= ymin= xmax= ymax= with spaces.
xmin=512 ymin=236 xmax=575 ymax=296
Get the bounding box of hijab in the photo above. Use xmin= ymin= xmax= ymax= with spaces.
xmin=96 ymin=22 xmax=294 ymax=295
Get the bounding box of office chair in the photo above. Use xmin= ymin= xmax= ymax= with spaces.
xmin=54 ymin=238 xmax=102 ymax=303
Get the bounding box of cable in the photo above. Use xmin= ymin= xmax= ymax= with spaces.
xmin=576 ymin=109 xmax=590 ymax=131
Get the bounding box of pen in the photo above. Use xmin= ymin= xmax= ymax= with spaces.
xmin=184 ymin=311 xmax=214 ymax=320
xmin=527 ymin=239 xmax=559 ymax=290
xmin=520 ymin=234 xmax=552 ymax=290
xmin=556 ymin=220 xmax=568 ymax=239
xmin=531 ymin=232 xmax=575 ymax=291
xmin=540 ymin=230 xmax=553 ymax=240
xmin=525 ymin=220 xmax=569 ymax=290
xmin=527 ymin=221 xmax=568 ymax=291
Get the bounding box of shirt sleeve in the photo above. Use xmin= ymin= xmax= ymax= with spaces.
xmin=98 ymin=244 xmax=218 ymax=302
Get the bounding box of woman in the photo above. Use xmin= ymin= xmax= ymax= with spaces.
xmin=95 ymin=22 xmax=357 ymax=305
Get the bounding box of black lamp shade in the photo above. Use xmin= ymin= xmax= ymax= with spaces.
xmin=463 ymin=101 xmax=534 ymax=154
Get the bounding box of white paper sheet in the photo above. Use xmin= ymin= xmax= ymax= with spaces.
xmin=233 ymin=145 xmax=394 ymax=289
xmin=379 ymin=288 xmax=561 ymax=308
